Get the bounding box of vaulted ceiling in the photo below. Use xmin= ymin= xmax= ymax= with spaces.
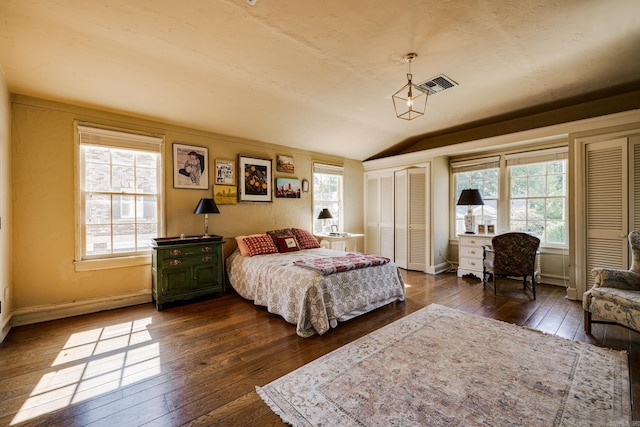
xmin=1 ymin=0 xmax=639 ymax=160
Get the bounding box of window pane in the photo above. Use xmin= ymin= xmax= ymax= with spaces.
xmin=508 ymin=158 xmax=567 ymax=246
xmin=113 ymin=223 xmax=136 ymax=253
xmin=86 ymin=224 xmax=112 ymax=255
xmin=86 ymin=194 xmax=111 ymax=224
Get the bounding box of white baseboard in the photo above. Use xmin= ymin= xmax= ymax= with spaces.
xmin=1 ymin=314 xmax=12 ymax=342
xmin=11 ymin=290 xmax=152 ymax=327
xmin=427 ymin=261 xmax=453 ymax=275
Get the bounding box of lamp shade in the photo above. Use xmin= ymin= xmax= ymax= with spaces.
xmin=193 ymin=198 xmax=220 ymax=214
xmin=456 ymin=189 xmax=484 ymax=206
xmin=317 ymin=208 xmax=333 ymax=220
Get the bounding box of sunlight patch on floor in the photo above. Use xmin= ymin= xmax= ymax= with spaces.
xmin=11 ymin=317 xmax=160 ymax=425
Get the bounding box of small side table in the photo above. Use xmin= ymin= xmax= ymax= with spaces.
xmin=314 ymin=233 xmax=364 ymax=252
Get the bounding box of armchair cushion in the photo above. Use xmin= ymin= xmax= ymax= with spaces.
xmin=592 ymin=267 xmax=640 ymax=291
xmin=583 ymin=230 xmax=640 ymax=333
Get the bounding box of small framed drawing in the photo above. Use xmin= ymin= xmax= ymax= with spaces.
xmin=276 ymin=155 xmax=294 ymax=173
xmin=239 ymin=155 xmax=272 ymax=202
xmin=173 ymin=143 xmax=209 ymax=190
xmin=215 ymin=159 xmax=235 ymax=185
xmin=275 ymin=177 xmax=301 ymax=198
xmin=478 ymin=224 xmax=485 ymax=234
xmin=213 ymin=185 xmax=237 ymax=205
xmin=487 ymin=224 xmax=495 ymax=234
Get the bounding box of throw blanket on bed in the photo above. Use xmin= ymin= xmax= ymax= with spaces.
xmin=293 ymin=252 xmax=390 ymax=275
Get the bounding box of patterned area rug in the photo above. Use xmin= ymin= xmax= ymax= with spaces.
xmin=257 ymin=304 xmax=631 ymax=426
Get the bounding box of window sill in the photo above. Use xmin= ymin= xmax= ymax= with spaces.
xmin=74 ymin=254 xmax=152 ymax=272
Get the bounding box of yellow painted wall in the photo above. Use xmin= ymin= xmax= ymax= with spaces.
xmin=0 ymin=66 xmax=11 ymax=339
xmin=10 ymin=95 xmax=363 ymax=311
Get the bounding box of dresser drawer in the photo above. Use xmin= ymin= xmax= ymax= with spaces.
xmin=459 ymin=256 xmax=484 ymax=272
xmin=459 ymin=245 xmax=486 ymax=259
xmin=159 ymin=245 xmax=215 ymax=258
xmin=160 ymin=254 xmax=218 ymax=269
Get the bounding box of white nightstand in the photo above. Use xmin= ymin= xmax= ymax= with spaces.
xmin=458 ymin=234 xmax=494 ymax=279
xmin=314 ymin=233 xmax=364 ymax=252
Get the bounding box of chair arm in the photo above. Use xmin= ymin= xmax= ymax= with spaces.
xmin=591 ymin=268 xmax=640 ymax=291
xmin=482 ymin=245 xmax=493 ymax=260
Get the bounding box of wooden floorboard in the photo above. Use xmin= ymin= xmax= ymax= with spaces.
xmin=0 ymin=271 xmax=637 ymax=426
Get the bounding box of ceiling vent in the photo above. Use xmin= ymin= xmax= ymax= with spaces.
xmin=416 ymin=74 xmax=458 ymax=95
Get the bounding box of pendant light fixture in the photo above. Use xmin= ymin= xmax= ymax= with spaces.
xmin=392 ymin=53 xmax=427 ymax=120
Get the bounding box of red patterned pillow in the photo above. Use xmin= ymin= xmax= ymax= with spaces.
xmin=292 ymin=228 xmax=321 ymax=249
xmin=275 ymin=235 xmax=300 ymax=253
xmin=243 ymin=234 xmax=278 ymax=257
xmin=266 ymin=228 xmax=294 ymax=248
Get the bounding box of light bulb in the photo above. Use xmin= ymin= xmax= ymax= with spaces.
xmin=407 ymin=96 xmax=413 ymax=108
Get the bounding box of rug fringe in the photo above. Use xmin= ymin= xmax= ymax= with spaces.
xmin=256 ymin=385 xmax=306 ymax=426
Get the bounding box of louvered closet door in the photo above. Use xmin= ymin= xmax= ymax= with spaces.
xmin=394 ymin=170 xmax=408 ymax=269
xmin=365 ymin=174 xmax=380 ymax=255
xmin=408 ymin=167 xmax=428 ymax=271
xmin=632 ymin=136 xmax=640 ymax=232
xmin=585 ymin=138 xmax=628 ymax=287
xmin=379 ymin=172 xmax=395 ymax=259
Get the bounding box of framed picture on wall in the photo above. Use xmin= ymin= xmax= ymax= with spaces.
xmin=215 ymin=159 xmax=235 ymax=185
xmin=275 ymin=177 xmax=301 ymax=198
xmin=173 ymin=143 xmax=209 ymax=190
xmin=276 ymin=155 xmax=295 ymax=173
xmin=213 ymin=184 xmax=237 ymax=205
xmin=238 ymin=155 xmax=272 ymax=202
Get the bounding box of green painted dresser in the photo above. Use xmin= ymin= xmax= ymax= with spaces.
xmin=151 ymin=237 xmax=224 ymax=310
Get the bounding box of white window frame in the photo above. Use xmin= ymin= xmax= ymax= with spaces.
xmin=312 ymin=163 xmax=344 ymax=233
xmin=451 ymin=156 xmax=500 ymax=236
xmin=74 ymin=123 xmax=164 ymax=271
xmin=506 ymin=147 xmax=568 ymax=247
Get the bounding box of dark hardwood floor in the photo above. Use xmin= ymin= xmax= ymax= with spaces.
xmin=1 ymin=271 xmax=638 ymax=426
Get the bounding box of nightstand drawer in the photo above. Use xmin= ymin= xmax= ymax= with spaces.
xmin=459 ymin=256 xmax=484 ymax=272
xmin=459 ymin=246 xmax=485 ymax=259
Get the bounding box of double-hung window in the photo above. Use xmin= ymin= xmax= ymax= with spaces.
xmin=312 ymin=163 xmax=343 ymax=233
xmin=76 ymin=124 xmax=163 ymax=268
xmin=506 ymin=148 xmax=568 ymax=246
xmin=451 ymin=157 xmax=500 ymax=235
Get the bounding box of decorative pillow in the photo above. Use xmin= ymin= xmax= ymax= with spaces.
xmin=266 ymin=228 xmax=295 ymax=248
xmin=242 ymin=234 xmax=279 ymax=257
xmin=292 ymin=228 xmax=321 ymax=249
xmin=275 ymin=235 xmax=300 ymax=253
xmin=235 ymin=234 xmax=264 ymax=256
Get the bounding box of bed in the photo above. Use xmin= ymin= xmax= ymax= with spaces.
xmin=226 ymin=241 xmax=406 ymax=337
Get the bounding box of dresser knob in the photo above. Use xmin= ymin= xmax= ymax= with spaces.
xmin=170 ymin=249 xmax=182 ymax=256
xmin=170 ymin=259 xmax=182 ymax=266
xmin=202 ymin=246 xmax=212 ymax=253
xmin=202 ymin=256 xmax=212 ymax=262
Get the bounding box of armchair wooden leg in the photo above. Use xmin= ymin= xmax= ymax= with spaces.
xmin=584 ymin=311 xmax=592 ymax=335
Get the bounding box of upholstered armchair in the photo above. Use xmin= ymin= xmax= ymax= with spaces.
xmin=583 ymin=230 xmax=640 ymax=334
xmin=482 ymin=232 xmax=540 ymax=300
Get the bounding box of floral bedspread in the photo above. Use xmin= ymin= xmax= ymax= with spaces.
xmin=226 ymin=248 xmax=406 ymax=337
xmin=293 ymin=252 xmax=390 ymax=275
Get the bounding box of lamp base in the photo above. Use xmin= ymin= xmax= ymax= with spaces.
xmin=463 ymin=212 xmax=476 ymax=234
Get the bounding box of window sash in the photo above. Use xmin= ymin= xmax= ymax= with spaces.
xmin=77 ymin=125 xmax=163 ymax=262
xmin=313 ymin=163 xmax=343 ymax=233
xmin=508 ymin=157 xmax=567 ymax=246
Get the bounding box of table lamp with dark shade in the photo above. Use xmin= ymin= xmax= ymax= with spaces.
xmin=317 ymin=208 xmax=333 ymax=234
xmin=456 ymin=189 xmax=484 ymax=234
xmin=193 ymin=198 xmax=220 ymax=237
